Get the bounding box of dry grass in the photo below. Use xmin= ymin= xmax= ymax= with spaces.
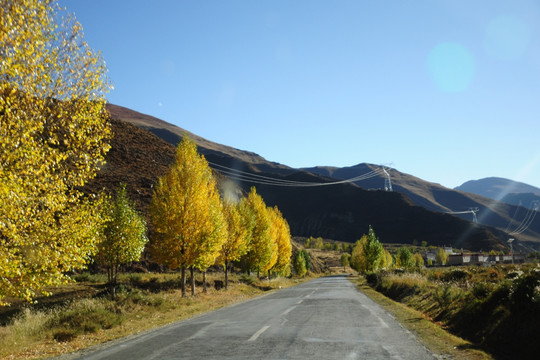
xmin=350 ymin=276 xmax=493 ymax=360
xmin=0 ymin=272 xmax=315 ymax=360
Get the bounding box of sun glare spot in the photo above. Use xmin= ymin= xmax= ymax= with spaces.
xmin=427 ymin=42 xmax=475 ymax=93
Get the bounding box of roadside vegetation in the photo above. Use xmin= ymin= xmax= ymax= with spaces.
xmin=362 ymin=265 xmax=540 ymax=359
xmin=0 ymin=271 xmax=317 ymax=359
xmin=346 ymin=228 xmax=540 ymax=360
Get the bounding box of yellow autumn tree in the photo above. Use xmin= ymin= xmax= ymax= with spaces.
xmin=0 ymin=0 xmax=111 ymax=304
xmin=218 ymin=201 xmax=249 ymax=290
xmin=150 ymin=136 xmax=225 ymax=297
xmin=241 ymin=187 xmax=274 ymax=277
xmin=268 ymin=206 xmax=292 ymax=277
xmin=380 ymin=249 xmax=394 ymax=270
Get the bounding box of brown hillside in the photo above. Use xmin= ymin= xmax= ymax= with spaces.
xmin=305 ymin=164 xmax=540 ymax=247
xmin=91 ymin=105 xmax=512 ymax=252
xmin=84 ymin=118 xmax=175 ymax=215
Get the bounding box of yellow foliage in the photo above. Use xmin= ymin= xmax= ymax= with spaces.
xmin=0 ymin=0 xmax=111 ymax=304
xmin=219 ymin=201 xmax=249 ymax=266
xmin=381 ymin=249 xmax=394 ymax=270
xmin=240 ymin=188 xmax=274 ymax=274
xmin=268 ymin=206 xmax=292 ymax=275
xmin=150 ymin=136 xmax=226 ymax=273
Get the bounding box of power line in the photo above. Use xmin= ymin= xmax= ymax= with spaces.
xmin=509 ymin=201 xmax=539 ymax=235
xmin=208 ymin=161 xmax=385 ymax=187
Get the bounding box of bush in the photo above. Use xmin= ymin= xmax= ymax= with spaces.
xmin=365 ymin=272 xmax=382 ymax=287
xmin=471 ymin=282 xmax=493 ymax=299
xmin=46 ymin=299 xmax=123 ymax=339
xmin=440 ymin=268 xmax=470 ymax=282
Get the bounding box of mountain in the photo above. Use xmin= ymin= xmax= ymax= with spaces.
xmin=304 ymin=164 xmax=540 ymax=247
xmin=94 ymin=104 xmax=540 ymax=251
xmin=456 ymin=177 xmax=540 ymax=210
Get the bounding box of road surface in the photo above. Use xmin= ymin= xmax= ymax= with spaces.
xmin=63 ymin=275 xmax=436 ymax=359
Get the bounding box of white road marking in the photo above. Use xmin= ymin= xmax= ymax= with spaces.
xmin=296 ymin=300 xmax=303 ymax=305
xmin=248 ymin=325 xmax=270 ymax=342
xmin=281 ymin=306 xmax=295 ymax=316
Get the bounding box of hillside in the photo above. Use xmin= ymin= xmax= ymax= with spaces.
xmin=98 ymin=104 xmax=518 ymax=251
xmin=305 ymin=164 xmax=540 ymax=246
xmin=456 ymin=177 xmax=540 ymax=197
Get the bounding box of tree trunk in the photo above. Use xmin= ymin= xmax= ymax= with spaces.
xmin=181 ymin=265 xmax=186 ymax=297
xmin=224 ymin=261 xmax=229 ymax=290
xmin=203 ymin=271 xmax=207 ymax=293
xmin=190 ymin=266 xmax=195 ymax=296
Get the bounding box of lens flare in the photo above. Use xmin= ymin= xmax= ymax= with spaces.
xmin=427 ymin=42 xmax=475 ymax=93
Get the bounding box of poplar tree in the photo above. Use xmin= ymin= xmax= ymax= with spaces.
xmin=268 ymin=206 xmax=292 ymax=276
xmin=294 ymin=252 xmax=307 ymax=277
xmin=150 ymin=136 xmax=224 ymax=297
xmin=96 ymin=184 xmax=148 ymax=298
xmin=380 ymin=249 xmax=394 ymax=269
xmin=219 ymin=202 xmax=249 ymax=290
xmin=0 ymin=0 xmax=111 ymax=304
xmin=395 ymin=247 xmax=414 ymax=269
xmin=241 ymin=188 xmax=274 ymax=277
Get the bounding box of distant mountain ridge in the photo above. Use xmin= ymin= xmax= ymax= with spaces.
xmin=99 ymin=104 xmax=540 ymax=251
xmin=456 ymin=177 xmax=540 ymax=210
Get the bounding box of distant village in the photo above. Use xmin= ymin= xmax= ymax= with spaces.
xmin=425 ymin=247 xmax=526 ymax=266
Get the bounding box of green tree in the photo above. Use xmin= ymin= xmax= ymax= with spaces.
xmin=297 ymin=249 xmax=311 ymax=272
xmin=150 ymin=136 xmax=225 ymax=297
xmin=340 ymin=252 xmax=351 ymax=270
xmin=350 ymin=226 xmax=384 ymax=273
xmin=395 ymin=247 xmax=414 ymax=269
xmin=0 ymin=0 xmax=111 ymax=304
xmin=294 ymin=252 xmax=307 ymax=277
xmin=96 ymin=184 xmax=148 ymax=298
xmin=435 ymin=247 xmax=448 ymax=266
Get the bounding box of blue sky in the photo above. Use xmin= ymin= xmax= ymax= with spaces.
xmin=60 ymin=0 xmax=540 ymax=189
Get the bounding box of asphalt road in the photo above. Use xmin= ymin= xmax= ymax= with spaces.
xmin=63 ymin=275 xmax=437 ymax=360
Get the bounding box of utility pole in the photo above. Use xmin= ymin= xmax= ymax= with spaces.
xmin=508 ymin=238 xmax=514 ymax=264
xmin=383 ymin=167 xmax=393 ymax=192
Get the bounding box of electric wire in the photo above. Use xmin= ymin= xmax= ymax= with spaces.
xmin=509 ymin=201 xmax=539 ymax=235
xmin=207 ymin=161 xmax=384 ymax=187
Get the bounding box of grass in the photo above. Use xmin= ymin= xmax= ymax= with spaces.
xmin=355 ymin=263 xmax=540 ymax=359
xmin=0 ymin=271 xmax=318 ymax=360
xmin=350 ymin=276 xmax=493 ymax=360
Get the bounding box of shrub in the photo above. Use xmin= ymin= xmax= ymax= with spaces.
xmin=46 ymin=299 xmax=123 ymax=339
xmin=471 ymin=281 xmax=493 ymax=299
xmin=440 ymin=268 xmax=470 ymax=282
xmin=365 ymin=272 xmax=381 ymax=287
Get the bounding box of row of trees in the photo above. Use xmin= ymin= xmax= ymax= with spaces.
xmin=0 ymin=0 xmax=292 ymax=304
xmin=150 ymin=136 xmax=292 ymax=296
xmin=348 ymin=226 xmax=448 ymax=273
xmin=81 ymin=136 xmax=294 ymax=298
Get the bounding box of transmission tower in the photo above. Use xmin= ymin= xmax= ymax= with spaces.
xmin=446 ymin=207 xmax=479 ymax=223
xmin=469 ymin=207 xmax=479 ymax=223
xmin=383 ymin=167 xmax=393 ymax=192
